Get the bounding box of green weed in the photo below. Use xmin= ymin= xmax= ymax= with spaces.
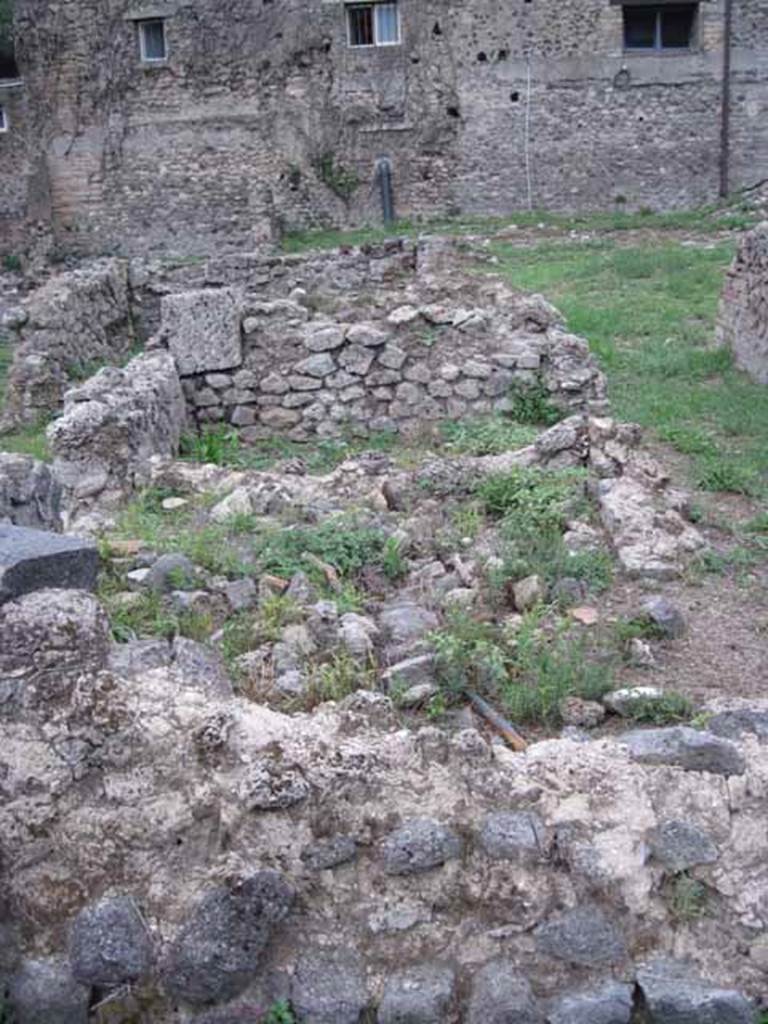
xmin=0 ymin=423 xmax=50 ymax=461
xmin=432 ymin=611 xmax=510 ymax=697
xmin=309 ymin=649 xmax=374 ymax=704
xmin=621 ymin=691 xmax=693 ymax=725
xmin=253 ymin=519 xmax=387 ymax=582
xmin=475 ymin=466 xmax=584 ymax=529
xmin=2 ymin=253 xmax=21 ymax=273
xmin=257 ymin=595 xmax=302 ymax=642
xmin=381 ymin=535 xmax=408 ymax=582
xmin=496 ymin=524 xmax=612 ymax=594
xmin=180 ymin=424 xmax=240 ymax=465
xmin=501 ymin=615 xmax=614 ymax=724
xmin=261 ymin=1001 xmax=298 ymax=1024
xmin=666 ymin=872 xmax=709 ymax=922
xmin=507 ymin=380 xmax=563 ymax=426
xmin=439 ymin=416 xmax=538 ymax=456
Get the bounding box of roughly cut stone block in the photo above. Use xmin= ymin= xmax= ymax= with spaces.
xmin=9 ymin=957 xmax=89 ymax=1024
xmin=534 ymin=906 xmax=626 ymax=966
xmin=0 ymin=524 xmax=98 ymax=604
xmin=0 ymin=452 xmax=62 ymax=530
xmin=648 ymin=819 xmax=719 ymax=872
xmin=382 ymin=818 xmax=461 ymax=875
xmin=300 ymin=835 xmax=357 ymax=871
xmin=162 ymin=288 xmax=243 ymax=376
xmin=547 ymin=982 xmax=633 ymax=1024
xmin=291 ymin=947 xmax=369 ymax=1024
xmin=636 ymin=957 xmax=754 ymax=1024
xmin=479 ymin=810 xmax=549 ymax=861
xmin=70 ymin=895 xmax=153 ymax=986
xmin=717 ymin=223 xmax=768 ymax=385
xmin=378 ymin=963 xmax=456 ymax=1024
xmin=708 ymin=707 xmax=768 ymax=741
xmin=620 ymin=726 xmax=746 ymax=776
xmin=0 ymin=589 xmax=111 ymax=711
xmin=164 ymin=872 xmax=295 ymax=1005
xmin=467 ymin=960 xmax=543 ymax=1024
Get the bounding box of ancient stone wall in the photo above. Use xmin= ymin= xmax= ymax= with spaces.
xmin=0 ymin=593 xmax=765 ymax=1022
xmin=151 ymin=240 xmax=607 ymax=441
xmin=0 ymin=258 xmax=135 ymax=428
xmin=2 ymin=0 xmax=767 ymax=256
xmin=717 ymin=222 xmax=768 ymax=384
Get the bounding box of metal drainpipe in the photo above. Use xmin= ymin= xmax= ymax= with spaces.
xmin=719 ymin=0 xmax=733 ymax=198
xmin=375 ymin=157 xmax=395 ymax=224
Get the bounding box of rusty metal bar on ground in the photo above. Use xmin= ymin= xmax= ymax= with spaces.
xmin=466 ymin=690 xmax=528 ymax=752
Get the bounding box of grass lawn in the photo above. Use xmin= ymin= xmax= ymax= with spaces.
xmin=490 ymin=239 xmax=768 ymax=498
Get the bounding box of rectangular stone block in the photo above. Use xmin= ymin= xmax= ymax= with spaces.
xmin=0 ymin=524 xmax=99 ymax=604
xmin=162 ymin=288 xmax=243 ymax=376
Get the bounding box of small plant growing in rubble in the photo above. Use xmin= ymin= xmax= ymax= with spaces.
xmin=180 ymin=424 xmax=240 ymax=466
xmin=666 ymin=872 xmax=709 ymax=922
xmin=507 ymin=380 xmax=562 ymax=426
xmin=315 ymin=151 xmax=360 ymax=202
xmin=261 ymin=1001 xmax=297 ymax=1024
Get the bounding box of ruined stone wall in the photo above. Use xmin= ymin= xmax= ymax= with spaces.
xmin=152 ymin=240 xmax=607 ymax=441
xmin=0 ymin=259 xmax=135 ymax=428
xmin=2 ymin=0 xmax=767 ymax=255
xmin=717 ymin=221 xmax=768 ymax=383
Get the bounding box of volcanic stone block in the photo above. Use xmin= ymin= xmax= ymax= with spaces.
xmin=620 ymin=726 xmax=746 ymax=777
xmin=162 ymin=288 xmax=243 ymax=376
xmin=9 ymin=957 xmax=89 ymax=1024
xmin=0 ymin=523 xmax=98 ymax=604
xmin=70 ymin=895 xmax=153 ymax=986
xmin=164 ymin=872 xmax=295 ymax=1005
xmin=534 ymin=906 xmax=626 ymax=966
xmin=636 ymin=958 xmax=754 ymax=1024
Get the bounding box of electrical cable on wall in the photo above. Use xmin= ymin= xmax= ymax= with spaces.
xmin=524 ymin=55 xmax=533 ymax=211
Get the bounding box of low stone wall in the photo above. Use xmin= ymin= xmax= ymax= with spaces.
xmin=47 ymin=350 xmax=186 ymax=528
xmin=161 ymin=243 xmax=607 ymax=441
xmin=0 ymin=594 xmax=763 ymax=1022
xmin=0 ymin=259 xmax=135 ymax=429
xmin=717 ymin=222 xmax=768 ymax=385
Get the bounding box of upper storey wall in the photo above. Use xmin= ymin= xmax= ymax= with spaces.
xmin=2 ymin=0 xmax=767 ymax=256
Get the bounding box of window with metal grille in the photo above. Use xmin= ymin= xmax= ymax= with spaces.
xmin=347 ymin=3 xmax=401 ymax=47
xmin=623 ymin=4 xmax=697 ymax=50
xmin=138 ymin=19 xmax=167 ymax=62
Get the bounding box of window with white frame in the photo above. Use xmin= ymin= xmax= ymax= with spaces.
xmin=347 ymin=3 xmax=401 ymax=47
xmin=0 ymin=105 xmax=7 ymax=133
xmin=138 ymin=18 xmax=168 ymax=62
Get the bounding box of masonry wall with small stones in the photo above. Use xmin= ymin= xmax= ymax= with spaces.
xmin=154 ymin=241 xmax=607 ymax=441
xmin=1 ymin=0 xmax=767 ymax=256
xmin=717 ymin=221 xmax=768 ymax=384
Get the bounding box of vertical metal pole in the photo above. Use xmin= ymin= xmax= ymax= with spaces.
xmin=376 ymin=157 xmax=395 ymax=224
xmin=719 ymin=0 xmax=733 ymax=198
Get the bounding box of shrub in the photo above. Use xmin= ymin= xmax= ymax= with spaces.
xmin=180 ymin=424 xmax=240 ymax=466
xmin=431 ymin=611 xmax=510 ymax=697
xmin=496 ymin=524 xmax=612 ymax=593
xmin=475 ymin=466 xmax=585 ymax=529
xmin=253 ymin=520 xmax=387 ymax=582
xmin=501 ymin=615 xmax=614 ymax=724
xmin=507 ymin=380 xmax=563 ymax=426
xmin=308 ymin=649 xmax=374 ymax=705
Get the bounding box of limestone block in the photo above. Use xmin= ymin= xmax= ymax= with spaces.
xmin=162 ymin=288 xmax=243 ymax=376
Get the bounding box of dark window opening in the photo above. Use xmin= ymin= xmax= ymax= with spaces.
xmin=0 ymin=104 xmax=7 ymax=132
xmin=510 ymin=91 xmax=520 ymax=102
xmin=347 ymin=3 xmax=400 ymax=47
xmin=623 ymin=4 xmax=696 ymax=50
xmin=0 ymin=25 xmax=18 ymax=79
xmin=446 ymin=105 xmax=460 ymax=117
xmin=138 ymin=19 xmax=167 ymax=61
xmin=477 ymin=51 xmax=488 ymax=62
xmin=432 ymin=22 xmax=442 ymax=36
